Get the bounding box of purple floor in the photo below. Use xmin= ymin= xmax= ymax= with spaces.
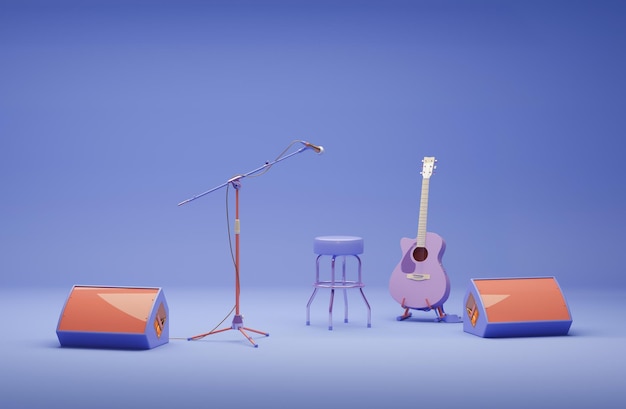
xmin=2 ymin=285 xmax=624 ymax=408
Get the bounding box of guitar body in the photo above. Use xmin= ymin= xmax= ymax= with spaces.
xmin=389 ymin=156 xmax=455 ymax=316
xmin=389 ymin=232 xmax=451 ymax=310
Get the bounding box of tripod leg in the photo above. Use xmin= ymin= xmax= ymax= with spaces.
xmin=239 ymin=328 xmax=259 ymax=348
xmin=242 ymin=327 xmax=269 ymax=337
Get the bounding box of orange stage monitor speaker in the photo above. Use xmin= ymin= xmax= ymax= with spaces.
xmin=56 ymin=285 xmax=169 ymax=349
xmin=463 ymin=277 xmax=572 ymax=338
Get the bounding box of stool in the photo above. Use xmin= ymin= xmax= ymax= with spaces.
xmin=306 ymin=235 xmax=371 ymax=330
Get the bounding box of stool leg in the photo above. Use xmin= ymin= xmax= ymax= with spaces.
xmin=327 ymin=256 xmax=338 ymax=330
xmin=359 ymin=288 xmax=372 ymax=328
xmin=342 ymin=256 xmax=349 ymax=323
xmin=354 ymin=254 xmax=372 ymax=328
xmin=343 ymin=289 xmax=349 ymax=323
xmin=306 ymin=255 xmax=324 ymax=326
xmin=328 ymin=288 xmax=335 ymax=330
xmin=355 ymin=254 xmax=371 ymax=328
xmin=306 ymin=288 xmax=319 ymax=326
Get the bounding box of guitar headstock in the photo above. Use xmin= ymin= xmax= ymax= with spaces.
xmin=421 ymin=156 xmax=437 ymax=179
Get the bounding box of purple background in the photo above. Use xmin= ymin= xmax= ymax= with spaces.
xmin=3 ymin=0 xmax=625 ymax=291
xmin=2 ymin=1 xmax=625 ymax=408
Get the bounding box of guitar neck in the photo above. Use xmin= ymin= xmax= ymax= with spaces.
xmin=416 ymin=177 xmax=429 ymax=247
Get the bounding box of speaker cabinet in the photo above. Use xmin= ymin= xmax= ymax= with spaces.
xmin=463 ymin=277 xmax=572 ymax=338
xmin=56 ymin=285 xmax=169 ymax=349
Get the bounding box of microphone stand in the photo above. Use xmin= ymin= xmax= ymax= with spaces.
xmin=179 ymin=142 xmax=318 ymax=347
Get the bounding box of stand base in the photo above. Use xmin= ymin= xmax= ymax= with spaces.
xmin=396 ymin=304 xmax=463 ymax=323
xmin=188 ymin=315 xmax=269 ymax=348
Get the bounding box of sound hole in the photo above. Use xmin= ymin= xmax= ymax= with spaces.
xmin=412 ymin=246 xmax=428 ymax=262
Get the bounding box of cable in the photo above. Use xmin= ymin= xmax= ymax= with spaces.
xmin=188 ymin=140 xmax=304 ymax=340
xmin=225 ymin=182 xmax=236 ymax=268
xmin=182 ymin=303 xmax=237 ymax=341
xmin=186 ymin=182 xmax=238 ymax=341
xmin=188 ymin=182 xmax=239 ymax=340
xmin=248 ymin=139 xmax=304 ymax=179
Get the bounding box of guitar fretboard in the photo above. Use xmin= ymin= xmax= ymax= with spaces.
xmin=416 ymin=177 xmax=429 ymax=247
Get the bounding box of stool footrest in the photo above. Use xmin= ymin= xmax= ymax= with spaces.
xmin=313 ymin=281 xmax=364 ymax=289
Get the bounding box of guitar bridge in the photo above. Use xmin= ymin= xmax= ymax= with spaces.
xmin=406 ymin=273 xmax=430 ymax=281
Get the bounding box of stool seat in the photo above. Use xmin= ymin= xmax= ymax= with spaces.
xmin=314 ymin=236 xmax=364 ymax=256
xmin=306 ymin=235 xmax=371 ymax=330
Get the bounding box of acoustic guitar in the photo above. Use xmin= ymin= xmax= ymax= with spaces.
xmin=388 ymin=157 xmax=451 ymax=319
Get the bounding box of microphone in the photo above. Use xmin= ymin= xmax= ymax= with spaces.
xmin=302 ymin=141 xmax=324 ymax=154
